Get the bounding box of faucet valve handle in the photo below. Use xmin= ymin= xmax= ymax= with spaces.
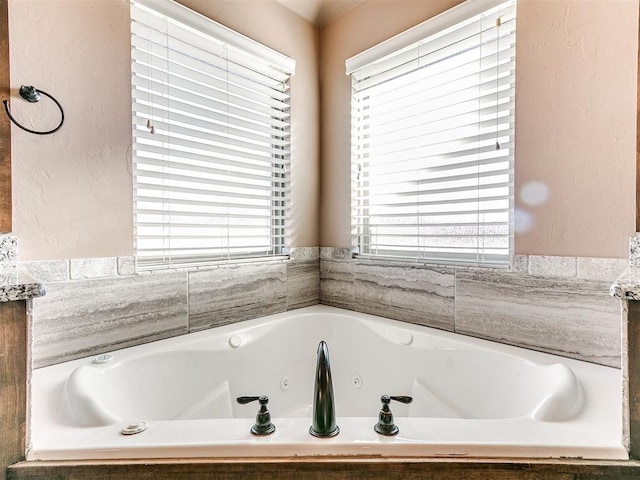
xmin=236 ymin=395 xmax=260 ymax=404
xmin=374 ymin=394 xmax=413 ymax=436
xmin=236 ymin=395 xmax=276 ymax=436
xmin=388 ymin=395 xmax=413 ymax=404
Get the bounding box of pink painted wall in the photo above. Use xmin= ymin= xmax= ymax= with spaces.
xmin=514 ymin=0 xmax=636 ymax=257
xmin=319 ymin=0 xmax=637 ymax=258
xmin=7 ymin=0 xmax=638 ymax=260
xmin=9 ymin=0 xmax=133 ymax=260
xmin=8 ymin=0 xmax=320 ymax=260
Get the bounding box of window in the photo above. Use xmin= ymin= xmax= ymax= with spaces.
xmin=131 ymin=0 xmax=295 ymax=270
xmin=347 ymin=0 xmax=516 ymax=265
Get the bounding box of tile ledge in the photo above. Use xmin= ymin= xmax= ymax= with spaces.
xmin=610 ymin=267 xmax=640 ymax=300
xmin=0 ymin=273 xmax=46 ymax=302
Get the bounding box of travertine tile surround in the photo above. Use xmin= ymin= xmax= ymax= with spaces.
xmin=617 ymin=234 xmax=640 ymax=300
xmin=0 ymin=234 xmax=17 ymax=282
xmin=25 ymin=247 xmax=623 ymax=368
xmin=25 ymin=248 xmax=319 ymax=367
xmin=629 ymin=233 xmax=640 ymax=268
xmin=0 ymin=234 xmax=45 ymax=301
xmin=321 ymin=248 xmax=624 ymax=368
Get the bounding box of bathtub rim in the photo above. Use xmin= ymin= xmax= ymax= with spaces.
xmin=28 ymin=305 xmax=627 ymax=462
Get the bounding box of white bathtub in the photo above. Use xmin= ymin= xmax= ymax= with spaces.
xmin=29 ymin=305 xmax=626 ymax=460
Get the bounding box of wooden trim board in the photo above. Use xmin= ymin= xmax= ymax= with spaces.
xmin=3 ymin=1 xmax=640 ymax=479
xmin=7 ymin=458 xmax=640 ymax=480
xmin=0 ymin=0 xmax=11 ymax=233
xmin=637 ymin=1 xmax=640 ymax=231
xmin=0 ymin=301 xmax=28 ymax=480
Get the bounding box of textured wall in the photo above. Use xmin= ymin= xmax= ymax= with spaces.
xmin=514 ymin=0 xmax=636 ymax=257
xmin=8 ymin=0 xmax=637 ymax=260
xmin=8 ymin=0 xmax=320 ymax=260
xmin=25 ymin=248 xmax=319 ymax=367
xmin=9 ymin=0 xmax=133 ymax=260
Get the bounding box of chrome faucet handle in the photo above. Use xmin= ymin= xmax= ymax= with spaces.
xmin=374 ymin=394 xmax=413 ymax=436
xmin=236 ymin=395 xmax=276 ymax=436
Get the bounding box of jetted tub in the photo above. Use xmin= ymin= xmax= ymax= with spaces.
xmin=29 ymin=305 xmax=626 ymax=460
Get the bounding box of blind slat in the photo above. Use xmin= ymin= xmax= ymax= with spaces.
xmin=350 ymin=0 xmax=515 ymax=265
xmin=132 ymin=110 xmax=289 ymax=149
xmin=134 ymin=130 xmax=287 ymax=170
xmin=133 ymin=117 xmax=289 ymax=158
xmin=130 ymin=30 xmax=290 ymax=100
xmin=135 ymin=156 xmax=287 ymax=179
xmin=132 ymin=0 xmax=292 ymax=268
xmin=135 ymin=208 xmax=289 ymax=219
xmin=131 ymin=61 xmax=291 ymax=117
xmin=132 ymin=92 xmax=290 ymax=134
xmin=132 ymin=76 xmax=289 ymax=125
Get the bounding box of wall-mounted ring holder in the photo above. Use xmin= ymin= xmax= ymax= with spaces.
xmin=3 ymin=85 xmax=64 ymax=135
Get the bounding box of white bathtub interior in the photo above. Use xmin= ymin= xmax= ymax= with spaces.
xmin=29 ymin=305 xmax=626 ymax=460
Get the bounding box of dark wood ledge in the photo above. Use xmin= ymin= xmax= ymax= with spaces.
xmin=8 ymin=457 xmax=640 ymax=480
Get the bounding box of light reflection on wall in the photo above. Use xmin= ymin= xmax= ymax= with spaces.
xmin=515 ymin=181 xmax=550 ymax=234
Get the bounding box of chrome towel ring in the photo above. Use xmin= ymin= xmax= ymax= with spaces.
xmin=3 ymin=85 xmax=64 ymax=135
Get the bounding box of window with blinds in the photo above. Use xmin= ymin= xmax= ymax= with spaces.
xmin=347 ymin=0 xmax=515 ymax=266
xmin=131 ymin=0 xmax=295 ymax=270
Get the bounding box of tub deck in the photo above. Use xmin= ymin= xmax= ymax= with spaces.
xmin=29 ymin=306 xmax=626 ymax=461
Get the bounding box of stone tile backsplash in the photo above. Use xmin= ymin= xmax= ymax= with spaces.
xmin=353 ymin=262 xmax=455 ymax=331
xmin=27 ymin=247 xmax=623 ymax=368
xmin=28 ymin=248 xmax=320 ymax=367
xmin=629 ymin=233 xmax=640 ymax=268
xmin=455 ymin=271 xmax=620 ymax=366
xmin=320 ymin=248 xmax=623 ymax=368
xmin=0 ymin=234 xmax=17 ymax=283
xmin=528 ymin=255 xmax=577 ymax=277
xmin=188 ymin=262 xmax=287 ymax=331
xmin=32 ymin=270 xmax=189 ymax=368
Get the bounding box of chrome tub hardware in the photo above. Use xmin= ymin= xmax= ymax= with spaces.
xmin=120 ymin=421 xmax=148 ymax=436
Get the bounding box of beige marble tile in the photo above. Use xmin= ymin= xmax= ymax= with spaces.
xmin=188 ymin=263 xmax=287 ymax=331
xmin=320 ymin=247 xmax=352 ymax=261
xmin=70 ymin=257 xmax=118 ymax=279
xmin=117 ymin=256 xmax=136 ymax=276
xmin=510 ymin=255 xmax=528 ymax=274
xmin=19 ymin=259 xmax=69 ymax=282
xmin=353 ymin=263 xmax=455 ymax=331
xmin=528 ymin=255 xmax=577 ymax=277
xmin=32 ymin=271 xmax=188 ymax=367
xmin=455 ymin=271 xmax=621 ymax=367
xmin=289 ymin=247 xmax=320 ymax=261
xmin=577 ymin=257 xmax=627 ymax=282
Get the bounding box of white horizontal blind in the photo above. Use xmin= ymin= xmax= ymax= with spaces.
xmin=131 ymin=0 xmax=294 ymax=269
xmin=349 ymin=0 xmax=516 ymax=265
